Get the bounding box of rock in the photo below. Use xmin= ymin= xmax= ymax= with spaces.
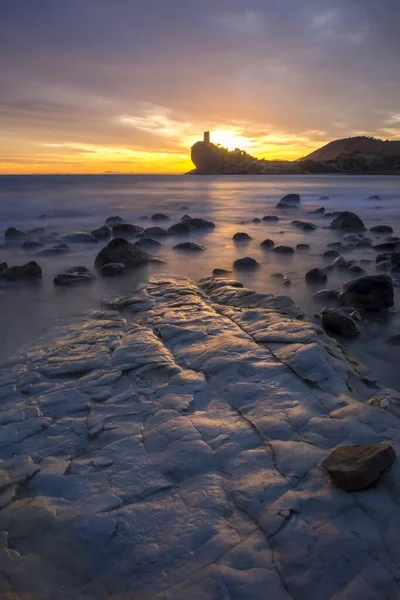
xmin=277 ymin=193 xmax=300 ymax=208
xmin=151 ymin=213 xmax=170 ymax=221
xmin=297 ymin=243 xmax=311 ymax=251
xmin=321 ymin=444 xmax=396 ymax=491
xmin=327 ymin=241 xmax=342 ymax=248
xmin=370 ymin=225 xmax=393 ymax=234
xmin=325 ymin=211 xmax=342 ymax=218
xmin=212 ymin=268 xmax=231 ymax=277
xmin=4 ymin=227 xmax=26 ymax=242
xmin=54 ymin=266 xmax=95 ymax=286
xmin=373 ymin=242 xmax=399 ymax=251
xmin=376 ymin=253 xmax=390 ymax=265
xmin=339 ymin=274 xmax=394 ymax=311
xmin=94 ymin=238 xmax=151 ymax=269
xmin=134 ymin=237 xmax=162 ymax=250
xmin=22 ymin=240 xmax=45 ymax=251
xmin=37 ymin=243 xmax=70 ymax=256
xmin=60 ymin=232 xmax=97 ymax=244
xmin=273 ymin=245 xmax=294 ymax=254
xmin=260 ymin=239 xmax=275 ymax=250
xmin=142 ymin=226 xmax=169 ymax=237
xmin=252 ymin=218 xmax=261 ymax=223
xmin=270 ymin=273 xmax=284 ymax=280
xmin=1 ymin=261 xmax=42 ymax=280
xmin=330 ymin=211 xmax=365 ymax=231
xmin=343 ymin=233 xmax=365 ymax=243
xmin=323 ymin=249 xmax=340 ymax=260
xmin=105 ymin=216 xmax=124 ymax=225
xmin=112 ymin=223 xmax=143 ymax=237
xmin=312 ymin=288 xmax=339 ymax=303
xmin=377 ymin=260 xmax=392 ymax=272
xmin=348 ymin=265 xmax=365 ymax=275
xmin=233 ymin=232 xmax=252 ymax=242
xmin=0 ymin=262 xmax=8 ymax=274
xmin=305 ymin=268 xmax=328 ymax=284
xmin=321 ymin=308 xmax=360 ymax=338
xmin=262 ymin=215 xmax=279 ymax=222
xmin=101 ymin=262 xmax=126 ymax=276
xmin=233 ymin=257 xmax=260 ymax=270
xmin=168 ymin=217 xmax=215 ymax=235
xmin=173 ymin=242 xmax=206 ymax=252
xmin=91 ymin=226 xmax=112 ymax=240
xmin=331 ymin=256 xmax=348 ymax=269
xmin=308 ymin=207 xmax=325 ymax=214
xmin=291 ymin=220 xmax=317 ymax=231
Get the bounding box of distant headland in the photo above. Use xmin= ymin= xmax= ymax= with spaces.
xmin=189 ymin=132 xmax=400 ymax=175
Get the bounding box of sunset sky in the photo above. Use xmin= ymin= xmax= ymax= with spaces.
xmin=1 ymin=0 xmax=400 ymax=174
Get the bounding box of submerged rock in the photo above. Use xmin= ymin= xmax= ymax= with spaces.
xmin=233 ymin=257 xmax=260 ymax=270
xmin=291 ymin=220 xmax=317 ymax=231
xmin=321 ymin=308 xmax=360 ymax=338
xmin=94 ymin=238 xmax=152 ymax=269
xmin=173 ymin=242 xmax=206 ymax=252
xmin=321 ymin=444 xmax=395 ymax=491
xmin=262 ymin=215 xmax=279 ymax=222
xmin=330 ymin=211 xmax=365 ymax=231
xmin=260 ymin=239 xmax=275 ymax=250
xmin=367 ymin=195 xmax=381 ymax=201
xmin=101 ymin=262 xmax=126 ymax=276
xmin=112 ymin=223 xmax=143 ymax=237
xmin=60 ymin=232 xmax=97 ymax=244
xmin=273 ymin=245 xmax=294 ymax=254
xmin=22 ymin=240 xmax=45 ymax=251
xmin=37 ymin=243 xmax=70 ymax=256
xmin=233 ymin=232 xmax=252 ymax=242
xmin=2 ymin=261 xmax=42 ymax=280
xmin=54 ymin=266 xmax=95 ymax=286
xmin=91 ymin=225 xmax=112 ymax=240
xmin=276 ymin=193 xmax=300 ymax=209
xmin=305 ymin=268 xmax=327 ymax=284
xmin=339 ymin=274 xmax=394 ymax=311
xmin=370 ymin=225 xmax=393 ymax=234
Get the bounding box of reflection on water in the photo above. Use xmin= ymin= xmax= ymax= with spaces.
xmin=1 ymin=174 xmax=400 ymax=390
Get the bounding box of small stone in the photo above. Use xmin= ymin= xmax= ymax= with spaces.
xmin=37 ymin=243 xmax=70 ymax=256
xmin=95 ymin=238 xmax=151 ymax=269
xmin=0 ymin=262 xmax=7 ymax=274
xmin=233 ymin=232 xmax=252 ymax=242
xmin=283 ymin=276 xmax=291 ymax=286
xmin=347 ymin=265 xmax=365 ymax=275
xmin=321 ymin=444 xmax=396 ymax=491
xmin=233 ymin=257 xmax=260 ymax=270
xmin=308 ymin=207 xmax=325 ymax=214
xmin=291 ymin=220 xmax=317 ymax=231
xmin=277 ymin=193 xmax=300 ymax=209
xmin=367 ymin=195 xmax=381 ymax=201
xmin=260 ymin=239 xmax=275 ymax=250
xmin=305 ymin=268 xmax=328 ymax=284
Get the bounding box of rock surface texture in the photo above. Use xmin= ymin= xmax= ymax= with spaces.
xmin=1 ymin=276 xmax=400 ymax=599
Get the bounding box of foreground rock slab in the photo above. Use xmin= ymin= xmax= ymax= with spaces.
xmin=322 ymin=443 xmax=396 ymax=491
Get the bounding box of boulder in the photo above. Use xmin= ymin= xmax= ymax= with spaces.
xmin=142 ymin=226 xmax=169 ymax=237
xmin=54 ymin=266 xmax=95 ymax=286
xmin=312 ymin=289 xmax=339 ymax=303
xmin=4 ymin=227 xmax=26 ymax=242
xmin=233 ymin=257 xmax=260 ymax=270
xmin=339 ymin=274 xmax=394 ymax=311
xmin=373 ymin=242 xmax=399 ymax=251
xmin=323 ymin=249 xmax=340 ymax=260
xmin=276 ymin=193 xmax=300 ymax=209
xmin=321 ymin=308 xmax=360 ymax=338
xmin=168 ymin=217 xmax=215 ymax=235
xmin=173 ymin=242 xmax=206 ymax=252
xmin=252 ymin=218 xmax=261 ymax=223
xmin=330 ymin=211 xmax=365 ymax=231
xmin=291 ymin=220 xmax=317 ymax=231
xmin=212 ymin=268 xmax=231 ymax=276
xmin=370 ymin=225 xmax=393 ymax=234
xmin=233 ymin=232 xmax=252 ymax=242
xmin=134 ymin=237 xmax=162 ymax=250
xmin=101 ymin=262 xmax=126 ymax=277
xmin=112 ymin=223 xmax=143 ymax=237
xmin=1 ymin=261 xmax=42 ymax=280
xmin=105 ymin=216 xmax=124 ymax=225
xmin=260 ymin=239 xmax=275 ymax=250
xmin=305 ymin=268 xmax=328 ymax=284
xmin=60 ymin=232 xmax=97 ymax=244
xmin=321 ymin=444 xmax=396 ymax=491
xmin=262 ymin=215 xmax=279 ymax=222
xmin=273 ymin=245 xmax=294 ymax=254
xmin=37 ymin=243 xmax=70 ymax=256
xmin=94 ymin=238 xmax=151 ymax=269
xmin=22 ymin=240 xmax=45 ymax=251
xmin=151 ymin=213 xmax=170 ymax=221
xmin=91 ymin=226 xmax=112 ymax=240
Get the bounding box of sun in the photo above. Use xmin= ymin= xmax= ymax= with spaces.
xmin=211 ymin=129 xmax=251 ymax=151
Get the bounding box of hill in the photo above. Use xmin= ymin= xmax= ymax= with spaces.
xmin=300 ymin=136 xmax=400 ymax=162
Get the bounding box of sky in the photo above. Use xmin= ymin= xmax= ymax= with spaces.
xmin=1 ymin=0 xmax=400 ymax=174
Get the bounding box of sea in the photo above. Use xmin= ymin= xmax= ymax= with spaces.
xmin=1 ymin=174 xmax=400 ymax=390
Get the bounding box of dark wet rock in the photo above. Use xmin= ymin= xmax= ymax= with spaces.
xmin=312 ymin=288 xmax=339 ymax=303
xmin=370 ymin=225 xmax=393 ymax=234
xmin=91 ymin=225 xmax=112 ymax=240
xmin=1 ymin=261 xmax=42 ymax=280
xmin=323 ymin=249 xmax=341 ymax=260
xmin=233 ymin=257 xmax=260 ymax=270
xmin=262 ymin=215 xmax=279 ymax=222
xmin=4 ymin=227 xmax=26 ymax=242
xmin=37 ymin=243 xmax=70 ymax=256
xmin=325 ymin=211 xmax=342 ymax=218
xmin=291 ymin=220 xmax=317 ymax=232
xmin=367 ymin=195 xmax=381 ymax=201
xmin=377 ymin=260 xmax=392 ymax=272
xmin=94 ymin=238 xmax=151 ymax=269
xmin=321 ymin=308 xmax=360 ymax=338
xmin=270 ymin=273 xmax=284 ymax=280
xmin=22 ymin=240 xmax=45 ymax=251
xmin=339 ymin=274 xmax=394 ymax=311
xmin=233 ymin=232 xmax=252 ymax=242
xmin=277 ymin=193 xmax=300 ymax=209
xmin=327 ymin=242 xmax=343 ymax=248
xmin=151 ymin=213 xmax=170 ymax=221
xmin=142 ymin=226 xmax=169 ymax=237
xmin=0 ymin=262 xmax=7 ymax=274
xmin=305 ymin=268 xmax=328 ymax=284
xmin=212 ymin=268 xmax=231 ymax=277
xmin=273 ymin=245 xmax=294 ymax=254
xmin=321 ymin=443 xmax=395 ymax=491
xmin=373 ymin=242 xmax=399 ymax=252
xmin=101 ymin=262 xmax=126 ymax=277
xmin=348 ymin=265 xmax=366 ymax=276
xmin=330 ymin=211 xmax=365 ymax=230
xmin=135 ymin=237 xmax=162 ymax=250
xmin=252 ymin=218 xmax=261 ymax=223
xmin=112 ymin=223 xmax=143 ymax=237
xmin=54 ymin=266 xmax=95 ymax=286
xmin=258 ymin=239 xmax=274 ymax=250
xmin=173 ymin=242 xmax=206 ymax=252
xmin=105 ymin=216 xmax=124 ymax=225
xmin=296 ymin=244 xmax=310 ymax=252
xmin=376 ymin=253 xmax=390 ymax=265
xmin=168 ymin=217 xmax=215 ymax=235
xmin=308 ymin=207 xmax=325 ymax=215
xmin=60 ymin=232 xmax=98 ymax=244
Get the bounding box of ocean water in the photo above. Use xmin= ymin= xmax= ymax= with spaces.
xmin=1 ymin=174 xmax=400 ymax=390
